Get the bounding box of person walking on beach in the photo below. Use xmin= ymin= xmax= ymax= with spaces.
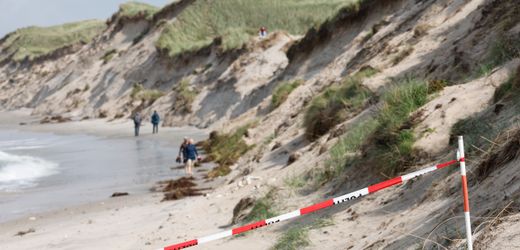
xmin=183 ymin=139 xmax=200 ymax=176
xmin=151 ymin=111 xmax=160 ymax=134
xmin=176 ymin=137 xmax=189 ymax=164
xmin=133 ymin=112 xmax=142 ymax=137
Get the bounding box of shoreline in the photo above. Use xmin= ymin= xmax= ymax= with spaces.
xmin=0 ymin=110 xmax=221 ymax=250
xmin=0 ymin=110 xmax=209 ymax=147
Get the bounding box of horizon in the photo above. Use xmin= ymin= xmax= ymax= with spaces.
xmin=0 ymin=0 xmax=171 ymax=38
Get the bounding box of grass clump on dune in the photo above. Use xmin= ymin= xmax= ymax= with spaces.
xmin=130 ymin=83 xmax=164 ymax=102
xmin=477 ymin=35 xmax=520 ymax=76
xmin=272 ymin=226 xmax=310 ymax=250
xmin=244 ymin=189 xmax=277 ymax=223
xmin=0 ymin=20 xmax=106 ymax=62
xmin=156 ymin=0 xmax=359 ymax=57
xmin=311 ymin=77 xmax=438 ymax=184
xmin=101 ymin=49 xmax=117 ymax=64
xmin=119 ymin=1 xmax=159 ymax=20
xmin=203 ymin=125 xmax=254 ymax=178
xmin=173 ymin=78 xmax=199 ymax=113
xmin=271 ymin=80 xmax=303 ymax=109
xmin=304 ymin=72 xmax=373 ymax=141
xmin=368 ymin=78 xmax=429 ymax=175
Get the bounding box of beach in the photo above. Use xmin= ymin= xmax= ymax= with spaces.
xmin=0 ymin=111 xmax=222 ymax=249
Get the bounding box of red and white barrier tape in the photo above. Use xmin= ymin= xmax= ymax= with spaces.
xmin=158 ymin=159 xmax=459 ymax=250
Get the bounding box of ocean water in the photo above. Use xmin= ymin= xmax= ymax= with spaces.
xmin=0 ymin=129 xmax=205 ymax=222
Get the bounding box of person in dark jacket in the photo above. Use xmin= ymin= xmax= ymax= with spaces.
xmin=151 ymin=111 xmax=160 ymax=134
xmin=176 ymin=137 xmax=188 ymax=164
xmin=133 ymin=112 xmax=142 ymax=137
xmin=183 ymin=138 xmax=200 ymax=176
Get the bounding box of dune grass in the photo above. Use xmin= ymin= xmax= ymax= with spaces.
xmin=101 ymin=49 xmax=117 ymax=64
xmin=271 ymin=217 xmax=333 ymax=250
xmin=130 ymin=83 xmax=164 ymax=102
xmin=156 ymin=0 xmax=360 ymax=57
xmin=119 ymin=1 xmax=159 ymax=20
xmin=367 ymin=78 xmax=429 ymax=175
xmin=1 ymin=20 xmax=106 ymax=62
xmin=477 ymin=35 xmax=520 ymax=77
xmin=328 ymin=118 xmax=379 ymax=171
xmin=173 ymin=78 xmax=199 ymax=113
xmin=272 ymin=226 xmax=310 ymax=250
xmin=312 ymin=78 xmax=430 ymax=184
xmin=304 ymin=71 xmax=373 ymax=141
xmin=204 ymin=125 xmax=253 ymax=178
xmin=243 ymin=189 xmax=277 ymax=223
xmin=271 ymin=80 xmax=303 ymax=109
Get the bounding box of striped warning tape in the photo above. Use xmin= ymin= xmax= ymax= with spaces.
xmin=158 ymin=159 xmax=459 ymax=250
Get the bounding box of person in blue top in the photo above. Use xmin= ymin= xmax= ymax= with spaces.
xmin=182 ymin=138 xmax=200 ymax=176
xmin=151 ymin=110 xmax=160 ymax=134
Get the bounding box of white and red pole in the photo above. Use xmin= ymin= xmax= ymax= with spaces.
xmin=458 ymin=136 xmax=473 ymax=250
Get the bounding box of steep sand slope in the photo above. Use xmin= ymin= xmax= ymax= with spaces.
xmin=1 ymin=0 xmax=520 ymax=249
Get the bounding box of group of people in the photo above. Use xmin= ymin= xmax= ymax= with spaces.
xmin=133 ymin=110 xmax=160 ymax=137
xmin=132 ymin=111 xmax=200 ymax=176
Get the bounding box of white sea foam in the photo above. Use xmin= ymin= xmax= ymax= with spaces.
xmin=0 ymin=151 xmax=58 ymax=191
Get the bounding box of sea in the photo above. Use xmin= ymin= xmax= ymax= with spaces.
xmin=0 ymin=129 xmax=204 ymax=222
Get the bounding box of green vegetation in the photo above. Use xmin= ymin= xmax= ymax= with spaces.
xmin=307 ymin=77 xmax=431 ymax=184
xmin=174 ymin=78 xmax=199 ymax=113
xmin=477 ymin=35 xmax=520 ymax=77
xmin=284 ymin=174 xmax=306 ymax=189
xmin=156 ymin=0 xmax=360 ymax=57
xmin=244 ymin=189 xmax=277 ymax=223
xmin=272 ymin=226 xmax=310 ymax=250
xmin=0 ymin=20 xmax=106 ymax=62
xmin=368 ymin=78 xmax=429 ymax=175
xmin=101 ymin=49 xmax=117 ymax=64
xmin=427 ymin=79 xmax=447 ymax=94
xmin=391 ymin=46 xmax=414 ymax=65
xmin=328 ymin=118 xmax=379 ymax=172
xmin=130 ymin=83 xmax=144 ymax=99
xmin=130 ymin=83 xmax=164 ymax=102
xmin=493 ymin=70 xmax=519 ymax=103
xmin=271 ymin=217 xmax=333 ymax=250
xmin=451 ymin=115 xmax=494 ymax=155
xmin=271 ymin=80 xmax=303 ymax=109
xmin=203 ymin=125 xmax=253 ymax=178
xmin=119 ymin=1 xmax=159 ymax=20
xmin=264 ymin=133 xmax=277 ymax=145
xmin=304 ymin=71 xmax=373 ymax=141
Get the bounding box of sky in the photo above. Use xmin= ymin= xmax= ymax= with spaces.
xmin=0 ymin=0 xmax=171 ymax=37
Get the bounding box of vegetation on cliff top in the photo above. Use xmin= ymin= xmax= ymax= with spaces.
xmin=156 ymin=0 xmax=360 ymax=57
xmin=119 ymin=1 xmax=159 ymax=20
xmin=0 ymin=20 xmax=106 ymax=62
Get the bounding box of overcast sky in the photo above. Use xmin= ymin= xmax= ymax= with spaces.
xmin=0 ymin=0 xmax=171 ymax=37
